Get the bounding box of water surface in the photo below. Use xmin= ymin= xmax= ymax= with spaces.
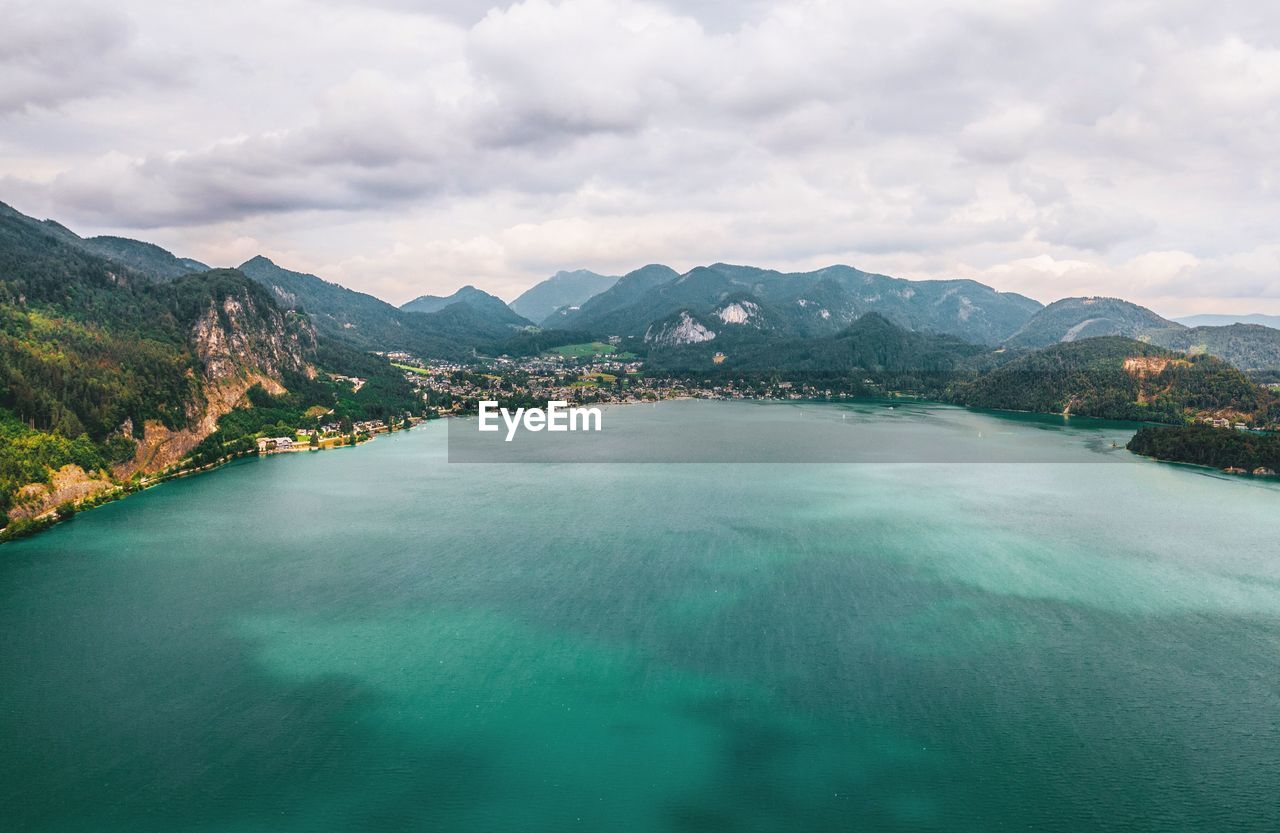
xmin=2 ymin=401 xmax=1278 ymax=832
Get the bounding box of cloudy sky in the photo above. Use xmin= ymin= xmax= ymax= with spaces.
xmin=2 ymin=0 xmax=1278 ymax=313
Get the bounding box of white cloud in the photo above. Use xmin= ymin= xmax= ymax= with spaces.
xmin=1 ymin=0 xmax=1278 ymax=313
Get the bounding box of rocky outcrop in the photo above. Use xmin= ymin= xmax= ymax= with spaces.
xmin=115 ymin=284 xmax=316 ymax=479
xmin=645 ymin=312 xmax=717 ymax=347
xmin=113 ymin=371 xmax=285 ymax=478
xmin=8 ymin=465 xmax=117 ymax=522
xmin=191 ymin=290 xmax=315 ymax=381
xmin=716 ymin=301 xmax=760 ymax=325
xmin=1122 ymin=355 xmax=1188 ymax=378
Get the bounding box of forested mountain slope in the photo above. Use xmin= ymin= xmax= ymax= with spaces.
xmin=1003 ymin=297 xmax=1180 ymax=348
xmin=240 ymin=256 xmax=528 ymax=358
xmin=400 ymin=285 xmax=528 ymax=329
xmin=1144 ymin=324 xmax=1280 ymax=372
xmin=0 ymin=204 xmax=420 ymax=531
xmin=554 ymin=262 xmax=1042 ymax=345
xmin=949 ymin=337 xmax=1275 ymax=424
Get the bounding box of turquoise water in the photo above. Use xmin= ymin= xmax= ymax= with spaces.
xmin=2 ymin=400 xmax=1279 ymax=832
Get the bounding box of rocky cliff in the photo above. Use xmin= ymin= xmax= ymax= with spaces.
xmin=115 ymin=275 xmax=317 ymax=479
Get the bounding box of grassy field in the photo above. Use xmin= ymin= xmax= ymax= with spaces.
xmin=569 ymin=372 xmax=620 ymax=388
xmin=546 ymin=342 xmax=616 ymax=358
xmin=392 ymin=363 xmax=431 ymax=375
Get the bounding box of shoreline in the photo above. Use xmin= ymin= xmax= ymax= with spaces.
xmin=6 ymin=399 xmax=1270 ymax=544
xmin=0 ymin=426 xmax=412 ymax=544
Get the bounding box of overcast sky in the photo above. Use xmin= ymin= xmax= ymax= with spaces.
xmin=2 ymin=0 xmax=1277 ymax=313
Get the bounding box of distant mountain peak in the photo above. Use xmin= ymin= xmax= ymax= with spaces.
xmin=1004 ymin=296 xmax=1178 ymax=348
xmin=1174 ymin=313 xmax=1280 ymax=330
xmin=400 ymin=285 xmax=530 ymax=328
xmin=512 ymin=268 xmax=622 ymax=325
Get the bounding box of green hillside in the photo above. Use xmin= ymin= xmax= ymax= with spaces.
xmin=1003 ymin=297 xmax=1178 ymax=348
xmin=1128 ymin=424 xmax=1280 ymax=472
xmin=0 ymin=204 xmax=421 ymax=532
xmin=555 ymin=262 xmax=1042 ymax=345
xmin=240 ymin=256 xmax=527 ymax=358
xmin=1145 ymin=324 xmax=1280 ymax=371
xmin=949 ymin=337 xmax=1275 ymax=424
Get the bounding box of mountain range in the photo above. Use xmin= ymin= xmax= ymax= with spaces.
xmin=992 ymin=297 xmax=1280 ymax=371
xmin=400 ymin=285 xmax=530 ymax=328
xmin=3 ymin=196 xmax=1280 ymax=531
xmin=1175 ymin=313 xmax=1280 ymax=329
xmin=532 ymin=266 xmax=1280 ymax=374
xmin=239 ymin=258 xmax=529 ymax=359
xmin=549 ymin=262 xmax=1045 ymax=346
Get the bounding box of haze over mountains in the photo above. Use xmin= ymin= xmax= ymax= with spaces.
xmin=400 ymin=286 xmax=529 ymax=326
xmin=1175 ymin=314 xmax=1280 ymax=330
xmin=509 ymin=270 xmax=619 ymax=323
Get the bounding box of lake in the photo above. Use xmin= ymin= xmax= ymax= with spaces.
xmin=2 ymin=400 xmax=1278 ymax=832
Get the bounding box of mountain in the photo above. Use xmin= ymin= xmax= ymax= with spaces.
xmin=1144 ymin=324 xmax=1280 ymax=371
xmin=1174 ymin=313 xmax=1280 ymax=330
xmin=400 ymin=284 xmax=525 ymax=322
xmin=997 ymin=296 xmax=1280 ymax=370
xmin=1003 ymin=297 xmax=1180 ymax=348
xmin=0 ymin=204 xmax=315 ymax=520
xmin=543 ymin=264 xmax=680 ymax=331
xmin=552 ymin=262 xmax=1042 ymax=345
xmin=81 ymin=236 xmax=211 ymax=280
xmin=240 ymin=255 xmax=418 ymax=351
xmin=950 ymin=337 xmax=1273 ymax=424
xmin=0 ymin=204 xmax=420 ymax=533
xmin=240 ymin=258 xmax=526 ymax=358
xmin=0 ymin=202 xmax=210 ymax=285
xmin=116 ymin=269 xmax=318 ymax=478
xmin=509 ymin=269 xmax=619 ymax=324
xmin=645 ymin=311 xmax=987 ymax=382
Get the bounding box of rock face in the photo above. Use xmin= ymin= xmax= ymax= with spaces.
xmin=645 ymin=312 xmax=717 ymax=347
xmin=191 ymin=290 xmax=314 ymax=381
xmin=115 ymin=283 xmax=316 ymax=479
xmin=9 ymin=465 xmax=116 ymax=521
xmin=716 ymin=301 xmax=760 ymax=325
xmin=1122 ymin=355 xmax=1185 ymax=378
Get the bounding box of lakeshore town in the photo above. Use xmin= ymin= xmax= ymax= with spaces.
xmin=253 ymin=342 xmax=1280 ymax=463
xmin=255 ymin=344 xmax=859 ymax=454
